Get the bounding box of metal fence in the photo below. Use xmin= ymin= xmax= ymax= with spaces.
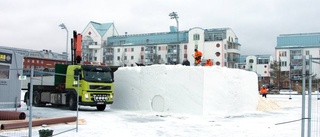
xmin=311 ymin=97 xmax=320 ymax=137
xmin=0 ymin=67 xmax=79 ymax=137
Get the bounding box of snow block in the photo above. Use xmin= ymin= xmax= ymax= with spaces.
xmin=112 ymin=65 xmax=259 ymax=116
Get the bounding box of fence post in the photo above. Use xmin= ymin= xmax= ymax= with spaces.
xmin=28 ymin=66 xmax=34 ymax=137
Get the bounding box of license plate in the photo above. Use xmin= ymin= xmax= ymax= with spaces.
xmin=97 ymin=102 xmax=104 ymax=104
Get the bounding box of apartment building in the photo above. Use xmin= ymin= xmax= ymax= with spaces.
xmin=275 ymin=32 xmax=320 ymax=88
xmin=0 ymin=46 xmax=66 ymax=75
xmin=239 ymin=54 xmax=273 ymax=86
xmin=81 ymin=21 xmax=241 ymax=68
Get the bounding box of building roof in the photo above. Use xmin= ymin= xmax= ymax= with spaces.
xmin=107 ymin=31 xmax=188 ymax=46
xmin=276 ymin=32 xmax=320 ymax=49
xmin=239 ymin=54 xmax=272 ymax=64
xmin=89 ymin=21 xmax=113 ymax=36
xmin=107 ymin=27 xmax=231 ymax=46
xmin=255 ymin=54 xmax=272 ymax=59
xmin=0 ymin=46 xmax=65 ymax=60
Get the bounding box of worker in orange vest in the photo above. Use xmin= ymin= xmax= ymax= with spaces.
xmin=205 ymin=59 xmax=213 ymax=66
xmin=193 ymin=49 xmax=202 ymax=66
xmin=260 ymin=86 xmax=268 ymax=98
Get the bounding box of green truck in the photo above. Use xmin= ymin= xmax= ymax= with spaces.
xmin=24 ymin=64 xmax=115 ymax=111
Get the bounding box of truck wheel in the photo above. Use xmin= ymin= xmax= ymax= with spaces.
xmin=96 ymin=105 xmax=106 ymax=111
xmin=33 ymin=91 xmax=45 ymax=107
xmin=68 ymin=94 xmax=77 ymax=110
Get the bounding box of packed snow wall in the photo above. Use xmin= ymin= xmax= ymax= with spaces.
xmin=112 ymin=65 xmax=259 ymax=116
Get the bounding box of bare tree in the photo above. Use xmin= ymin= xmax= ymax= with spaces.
xmin=270 ymin=60 xmax=287 ymax=89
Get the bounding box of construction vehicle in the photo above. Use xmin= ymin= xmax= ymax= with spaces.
xmin=23 ymin=31 xmax=117 ymax=111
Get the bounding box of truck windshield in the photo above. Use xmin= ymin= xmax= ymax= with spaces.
xmin=83 ymin=70 xmax=113 ymax=83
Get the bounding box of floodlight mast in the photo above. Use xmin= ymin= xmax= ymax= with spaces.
xmin=59 ymin=23 xmax=69 ymax=64
xmin=169 ymin=12 xmax=180 ymax=63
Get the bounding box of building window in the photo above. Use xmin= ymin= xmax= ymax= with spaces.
xmin=249 ymin=59 xmax=254 ymax=63
xmin=215 ymin=52 xmax=221 ymax=57
xmin=279 ymin=51 xmax=287 ymax=57
xmin=125 ymin=48 xmax=127 ymax=52
xmin=36 ymin=60 xmax=39 ymax=63
xmin=281 ymin=61 xmax=287 ymax=67
xmin=131 ymin=56 xmax=134 ymax=60
xmin=193 ymin=34 xmax=200 ymax=40
xmin=141 ymin=47 xmax=144 ymax=51
xmin=41 ymin=61 xmax=43 ymax=64
xmin=0 ymin=65 xmax=9 ymax=79
xmin=141 ymin=55 xmax=144 ymax=59
xmin=158 ymin=47 xmax=161 ymax=51
xmin=216 ymin=61 xmax=220 ymax=66
xmin=32 ymin=60 xmax=34 ymax=63
xmin=216 ymin=43 xmax=220 ymax=48
xmin=131 ymin=48 xmax=134 ymax=52
xmin=195 ymin=45 xmax=198 ymax=49
xmin=258 ymin=59 xmax=269 ymax=64
xmin=117 ymin=48 xmax=120 ymax=52
xmin=184 ymin=45 xmax=187 ymax=49
xmin=117 ymin=56 xmax=120 ymax=60
xmin=120 ymin=40 xmax=125 ymax=45
xmin=306 ymin=50 xmax=309 ymax=55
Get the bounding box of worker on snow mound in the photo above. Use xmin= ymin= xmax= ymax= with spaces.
xmin=193 ymin=49 xmax=202 ymax=66
xmin=205 ymin=59 xmax=213 ymax=66
xmin=182 ymin=59 xmax=190 ymax=66
xmin=260 ymin=85 xmax=268 ymax=98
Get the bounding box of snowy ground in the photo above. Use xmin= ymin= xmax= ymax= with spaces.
xmin=1 ymin=94 xmax=320 ymax=137
xmin=2 ymin=66 xmax=319 ymax=137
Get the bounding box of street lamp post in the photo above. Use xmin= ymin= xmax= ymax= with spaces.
xmin=169 ymin=12 xmax=179 ymax=63
xmin=59 ymin=23 xmax=69 ymax=64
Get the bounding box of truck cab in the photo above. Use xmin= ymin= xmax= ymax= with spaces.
xmin=24 ymin=64 xmax=115 ymax=111
xmin=56 ymin=64 xmax=114 ymax=110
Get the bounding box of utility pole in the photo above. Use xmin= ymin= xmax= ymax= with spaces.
xmin=278 ymin=57 xmax=281 ymax=91
xmin=301 ymin=55 xmax=306 ymax=137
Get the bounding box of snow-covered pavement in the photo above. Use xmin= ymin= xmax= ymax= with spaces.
xmin=1 ymin=94 xmax=320 ymax=137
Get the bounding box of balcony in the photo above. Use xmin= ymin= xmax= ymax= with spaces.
xmin=88 ymin=45 xmax=101 ymax=49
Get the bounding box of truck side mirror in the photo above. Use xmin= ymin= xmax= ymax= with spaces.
xmin=74 ymin=69 xmax=81 ymax=80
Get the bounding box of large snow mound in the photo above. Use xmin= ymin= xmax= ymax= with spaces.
xmin=112 ymin=65 xmax=259 ymax=117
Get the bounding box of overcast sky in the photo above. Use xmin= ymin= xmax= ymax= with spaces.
xmin=1 ymin=0 xmax=319 ymax=57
